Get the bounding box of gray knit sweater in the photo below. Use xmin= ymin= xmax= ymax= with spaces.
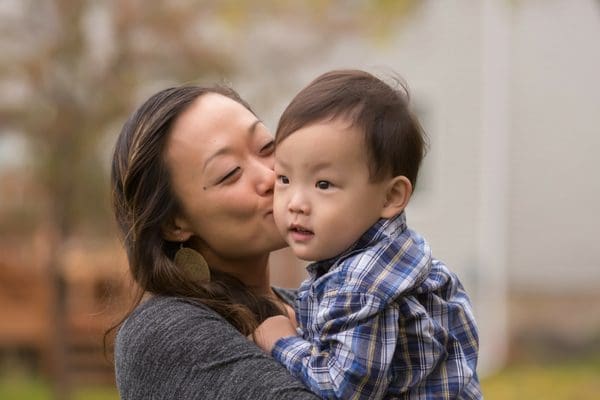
xmin=115 ymin=290 xmax=319 ymax=400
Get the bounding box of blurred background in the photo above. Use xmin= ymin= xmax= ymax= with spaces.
xmin=1 ymin=0 xmax=599 ymax=399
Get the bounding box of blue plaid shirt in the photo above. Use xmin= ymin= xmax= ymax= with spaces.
xmin=272 ymin=212 xmax=482 ymax=399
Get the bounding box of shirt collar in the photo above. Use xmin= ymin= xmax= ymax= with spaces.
xmin=307 ymin=212 xmax=408 ymax=275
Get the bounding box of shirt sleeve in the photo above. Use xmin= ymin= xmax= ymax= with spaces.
xmin=272 ymin=288 xmax=399 ymax=400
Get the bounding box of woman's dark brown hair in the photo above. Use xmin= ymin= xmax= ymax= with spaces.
xmin=109 ymin=85 xmax=282 ymax=340
xmin=276 ymin=69 xmax=428 ymax=189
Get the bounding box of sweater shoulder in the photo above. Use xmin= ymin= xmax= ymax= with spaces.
xmin=114 ymin=295 xmax=319 ymax=400
xmin=119 ymin=295 xmax=222 ymax=334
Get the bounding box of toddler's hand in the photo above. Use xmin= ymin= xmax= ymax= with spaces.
xmin=253 ymin=315 xmax=297 ymax=353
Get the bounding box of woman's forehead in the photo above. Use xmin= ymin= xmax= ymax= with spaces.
xmin=164 ymin=94 xmax=261 ymax=170
xmin=173 ymin=93 xmax=255 ymax=139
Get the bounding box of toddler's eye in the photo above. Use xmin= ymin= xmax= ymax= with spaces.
xmin=316 ymin=180 xmax=331 ymax=190
xmin=277 ymin=175 xmax=290 ymax=184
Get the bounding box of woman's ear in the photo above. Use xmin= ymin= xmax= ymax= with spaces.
xmin=161 ymin=215 xmax=194 ymax=242
xmin=380 ymin=176 xmax=412 ymax=219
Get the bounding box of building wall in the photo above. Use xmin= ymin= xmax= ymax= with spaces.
xmin=509 ymin=0 xmax=600 ymax=292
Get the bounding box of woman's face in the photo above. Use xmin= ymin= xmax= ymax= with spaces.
xmin=163 ymin=93 xmax=285 ymax=269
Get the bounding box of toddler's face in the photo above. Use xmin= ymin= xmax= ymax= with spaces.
xmin=273 ymin=117 xmax=389 ymax=261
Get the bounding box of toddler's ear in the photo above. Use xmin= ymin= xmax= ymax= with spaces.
xmin=380 ymin=176 xmax=412 ymax=219
xmin=161 ymin=214 xmax=194 ymax=242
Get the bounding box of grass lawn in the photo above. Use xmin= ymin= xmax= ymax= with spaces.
xmin=0 ymin=376 xmax=118 ymax=400
xmin=481 ymin=357 xmax=600 ymax=399
xmin=1 ymin=358 xmax=599 ymax=399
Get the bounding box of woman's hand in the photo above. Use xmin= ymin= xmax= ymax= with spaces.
xmin=252 ymin=315 xmax=298 ymax=353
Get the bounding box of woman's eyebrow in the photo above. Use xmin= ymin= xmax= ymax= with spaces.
xmin=203 ymin=148 xmax=229 ymax=170
xmin=203 ymin=119 xmax=263 ymax=170
xmin=248 ymin=119 xmax=265 ymax=140
xmin=249 ymin=119 xmax=261 ymax=134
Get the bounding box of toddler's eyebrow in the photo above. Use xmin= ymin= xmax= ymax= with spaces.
xmin=309 ymin=161 xmax=333 ymax=171
xmin=275 ymin=158 xmax=334 ymax=173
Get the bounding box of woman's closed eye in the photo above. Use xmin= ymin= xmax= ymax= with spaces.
xmin=260 ymin=140 xmax=275 ymax=155
xmin=216 ymin=167 xmax=241 ymax=184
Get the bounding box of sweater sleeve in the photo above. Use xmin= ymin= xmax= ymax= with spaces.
xmin=115 ymin=296 xmax=319 ymax=400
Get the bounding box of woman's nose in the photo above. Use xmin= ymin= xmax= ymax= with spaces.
xmin=255 ymin=157 xmax=275 ymax=196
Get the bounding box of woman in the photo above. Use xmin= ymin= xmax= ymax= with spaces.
xmin=111 ymin=84 xmax=318 ymax=399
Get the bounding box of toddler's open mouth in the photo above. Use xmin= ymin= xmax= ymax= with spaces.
xmin=290 ymin=224 xmax=312 ymax=233
xmin=289 ymin=224 xmax=314 ymax=242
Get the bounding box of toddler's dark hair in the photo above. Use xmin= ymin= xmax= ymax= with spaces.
xmin=276 ymin=69 xmax=427 ymax=188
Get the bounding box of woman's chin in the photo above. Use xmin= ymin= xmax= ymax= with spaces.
xmin=269 ymin=235 xmax=288 ymax=252
xmin=262 ymin=222 xmax=287 ymax=251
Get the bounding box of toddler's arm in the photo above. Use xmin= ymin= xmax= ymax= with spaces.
xmin=270 ymin=291 xmax=397 ymax=400
xmin=253 ymin=314 xmax=298 ymax=352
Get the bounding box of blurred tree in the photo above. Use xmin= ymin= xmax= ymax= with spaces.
xmin=0 ymin=0 xmax=419 ymax=398
xmin=1 ymin=1 xmax=233 ymax=398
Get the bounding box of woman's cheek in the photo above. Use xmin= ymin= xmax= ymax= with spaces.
xmin=218 ymin=189 xmax=258 ymax=220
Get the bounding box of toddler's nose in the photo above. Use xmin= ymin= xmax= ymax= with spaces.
xmin=288 ymin=191 xmax=310 ymax=215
